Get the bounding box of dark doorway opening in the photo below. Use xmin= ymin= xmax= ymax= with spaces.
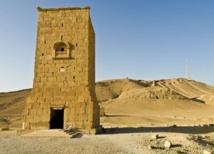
xmin=50 ymin=108 xmax=64 ymax=129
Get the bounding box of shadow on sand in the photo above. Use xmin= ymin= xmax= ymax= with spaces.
xmin=101 ymin=125 xmax=214 ymax=135
xmin=105 ymin=115 xmax=130 ymax=117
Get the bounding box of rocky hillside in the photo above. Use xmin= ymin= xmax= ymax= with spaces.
xmin=96 ymin=78 xmax=214 ymax=105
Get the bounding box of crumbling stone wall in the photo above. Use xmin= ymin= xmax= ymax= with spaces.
xmin=23 ymin=6 xmax=100 ymax=132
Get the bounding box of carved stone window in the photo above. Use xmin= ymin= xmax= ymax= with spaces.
xmin=53 ymin=42 xmax=71 ymax=58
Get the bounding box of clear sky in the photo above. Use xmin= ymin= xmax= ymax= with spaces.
xmin=0 ymin=0 xmax=214 ymax=92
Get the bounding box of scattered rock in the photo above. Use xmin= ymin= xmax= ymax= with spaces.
xmin=171 ymin=124 xmax=177 ymax=128
xmin=164 ymin=140 xmax=172 ymax=149
xmin=203 ymin=124 xmax=209 ymax=127
xmin=202 ymin=135 xmax=208 ymax=138
xmin=151 ymin=134 xmax=159 ymax=139
xmin=203 ymin=150 xmax=211 ymax=154
xmin=148 ymin=145 xmax=154 ymax=149
xmin=66 ymin=125 xmax=73 ymax=131
xmin=208 ymin=124 xmax=214 ymax=127
xmin=176 ymin=150 xmax=187 ymax=154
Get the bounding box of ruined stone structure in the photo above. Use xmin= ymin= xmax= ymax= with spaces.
xmin=22 ymin=6 xmax=100 ymax=133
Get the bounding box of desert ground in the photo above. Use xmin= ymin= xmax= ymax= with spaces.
xmin=1 ymin=78 xmax=214 ymax=154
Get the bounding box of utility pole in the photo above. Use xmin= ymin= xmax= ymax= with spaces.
xmin=186 ymin=59 xmax=191 ymax=80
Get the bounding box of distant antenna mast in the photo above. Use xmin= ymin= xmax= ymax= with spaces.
xmin=186 ymin=59 xmax=191 ymax=80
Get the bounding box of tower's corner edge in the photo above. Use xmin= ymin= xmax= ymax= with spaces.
xmin=83 ymin=6 xmax=91 ymax=10
xmin=36 ymin=6 xmax=42 ymax=11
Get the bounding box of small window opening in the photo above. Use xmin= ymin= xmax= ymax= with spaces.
xmin=73 ymin=76 xmax=75 ymax=79
xmin=54 ymin=42 xmax=69 ymax=58
xmin=61 ymin=23 xmax=63 ymax=27
xmin=42 ymin=53 xmax=44 ymax=56
xmin=61 ymin=35 xmax=63 ymax=41
xmin=76 ymin=43 xmax=78 ymax=47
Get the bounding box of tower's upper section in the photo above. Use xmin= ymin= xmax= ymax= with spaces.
xmin=35 ymin=6 xmax=94 ymax=59
xmin=33 ymin=6 xmax=95 ymax=90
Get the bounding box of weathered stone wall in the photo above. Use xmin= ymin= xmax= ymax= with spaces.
xmin=23 ymin=6 xmax=100 ymax=131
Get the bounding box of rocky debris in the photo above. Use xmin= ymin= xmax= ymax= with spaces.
xmin=151 ymin=134 xmax=159 ymax=140
xmin=191 ymin=135 xmax=214 ymax=147
xmin=176 ymin=150 xmax=188 ymax=154
xmin=203 ymin=150 xmax=212 ymax=154
xmin=148 ymin=145 xmax=154 ymax=149
xmin=170 ymin=124 xmax=177 ymax=128
xmin=66 ymin=125 xmax=73 ymax=131
xmin=148 ymin=134 xmax=175 ymax=150
xmin=164 ymin=140 xmax=172 ymax=149
xmin=203 ymin=124 xmax=209 ymax=127
xmin=208 ymin=124 xmax=214 ymax=127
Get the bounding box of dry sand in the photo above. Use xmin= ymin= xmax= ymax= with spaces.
xmin=1 ymin=129 xmax=214 ymax=154
xmin=1 ymin=78 xmax=214 ymax=153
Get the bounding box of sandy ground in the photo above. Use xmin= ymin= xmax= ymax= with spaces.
xmin=1 ymin=129 xmax=214 ymax=154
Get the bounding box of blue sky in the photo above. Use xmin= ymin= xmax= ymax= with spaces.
xmin=0 ymin=0 xmax=214 ymax=92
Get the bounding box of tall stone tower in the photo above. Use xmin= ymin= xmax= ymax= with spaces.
xmin=23 ymin=6 xmax=100 ymax=133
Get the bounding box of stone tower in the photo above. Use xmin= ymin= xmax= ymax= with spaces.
xmin=23 ymin=6 xmax=100 ymax=133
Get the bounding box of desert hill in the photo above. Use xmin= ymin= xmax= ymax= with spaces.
xmin=1 ymin=78 xmax=214 ymax=128
xmin=0 ymin=89 xmax=30 ymax=128
xmin=96 ymin=78 xmax=214 ymax=104
xmin=97 ymin=78 xmax=214 ymax=127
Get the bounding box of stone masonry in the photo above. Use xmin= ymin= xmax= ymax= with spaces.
xmin=22 ymin=6 xmax=100 ymax=133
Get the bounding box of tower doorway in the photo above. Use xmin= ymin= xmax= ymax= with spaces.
xmin=50 ymin=108 xmax=64 ymax=129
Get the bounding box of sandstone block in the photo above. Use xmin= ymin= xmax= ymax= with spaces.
xmin=164 ymin=140 xmax=172 ymax=149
